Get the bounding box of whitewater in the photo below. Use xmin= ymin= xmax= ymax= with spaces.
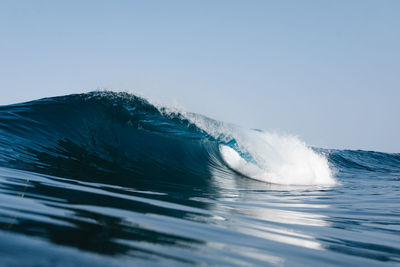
xmin=0 ymin=91 xmax=399 ymax=266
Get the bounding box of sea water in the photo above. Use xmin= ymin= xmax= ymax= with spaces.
xmin=0 ymin=92 xmax=398 ymax=266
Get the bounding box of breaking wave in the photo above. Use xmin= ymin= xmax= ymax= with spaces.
xmin=0 ymin=91 xmax=335 ymax=185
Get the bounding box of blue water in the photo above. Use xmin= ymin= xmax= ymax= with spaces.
xmin=0 ymin=92 xmax=399 ymax=266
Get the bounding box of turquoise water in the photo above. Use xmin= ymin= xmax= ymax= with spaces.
xmin=0 ymin=92 xmax=399 ymax=266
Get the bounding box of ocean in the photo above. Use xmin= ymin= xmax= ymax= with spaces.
xmin=0 ymin=91 xmax=399 ymax=266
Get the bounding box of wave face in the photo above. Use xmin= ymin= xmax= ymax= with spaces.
xmin=1 ymin=92 xmax=399 ymax=266
xmin=0 ymin=92 xmax=223 ymax=190
xmin=0 ymin=91 xmax=334 ymax=186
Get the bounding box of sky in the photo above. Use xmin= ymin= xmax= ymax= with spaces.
xmin=0 ymin=1 xmax=399 ymax=152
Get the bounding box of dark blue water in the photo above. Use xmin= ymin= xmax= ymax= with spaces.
xmin=0 ymin=92 xmax=399 ymax=266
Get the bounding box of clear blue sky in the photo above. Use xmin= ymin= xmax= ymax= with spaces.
xmin=0 ymin=1 xmax=399 ymax=152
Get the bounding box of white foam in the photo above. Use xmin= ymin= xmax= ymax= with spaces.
xmin=187 ymin=115 xmax=335 ymax=185
xmin=219 ymin=132 xmax=336 ymax=185
xmin=154 ymin=103 xmax=336 ymax=186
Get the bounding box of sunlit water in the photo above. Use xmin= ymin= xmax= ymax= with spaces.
xmin=0 ymin=92 xmax=399 ymax=266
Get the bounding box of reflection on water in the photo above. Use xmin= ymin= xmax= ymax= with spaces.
xmin=207 ymin=172 xmax=331 ymax=251
xmin=1 ymin=166 xmax=399 ymax=266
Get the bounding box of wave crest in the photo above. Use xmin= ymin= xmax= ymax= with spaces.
xmin=0 ymin=91 xmax=335 ymax=186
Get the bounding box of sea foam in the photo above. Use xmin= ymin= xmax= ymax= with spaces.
xmin=182 ymin=113 xmax=336 ymax=185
